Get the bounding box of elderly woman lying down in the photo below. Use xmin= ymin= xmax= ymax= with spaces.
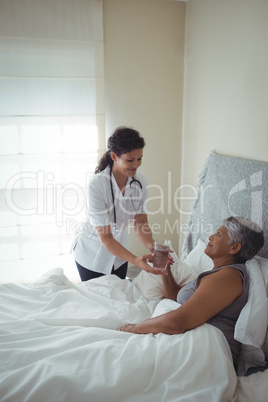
xmin=118 ymin=216 xmax=264 ymax=370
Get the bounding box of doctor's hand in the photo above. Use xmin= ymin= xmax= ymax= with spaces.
xmin=134 ymin=254 xmax=168 ymax=276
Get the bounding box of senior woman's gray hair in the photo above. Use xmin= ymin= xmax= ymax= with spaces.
xmin=222 ymin=216 xmax=264 ymax=263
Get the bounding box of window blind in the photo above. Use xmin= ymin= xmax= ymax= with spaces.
xmin=0 ymin=0 xmax=105 ymax=282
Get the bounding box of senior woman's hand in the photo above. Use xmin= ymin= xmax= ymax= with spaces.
xmin=118 ymin=323 xmax=138 ymax=333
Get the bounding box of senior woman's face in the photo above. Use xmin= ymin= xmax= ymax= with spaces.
xmin=205 ymin=226 xmax=233 ymax=259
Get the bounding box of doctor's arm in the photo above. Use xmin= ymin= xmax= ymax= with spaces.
xmin=134 ymin=213 xmax=154 ymax=251
xmin=134 ymin=214 xmax=174 ymax=265
xmin=96 ymin=225 xmax=167 ymax=275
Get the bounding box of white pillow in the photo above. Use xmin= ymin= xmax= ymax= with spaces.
xmin=255 ymin=255 xmax=268 ymax=295
xmin=235 ymin=258 xmax=268 ymax=375
xmin=132 ymin=249 xmax=197 ymax=300
xmin=254 ymin=255 xmax=268 ymax=361
xmin=183 ymin=238 xmax=213 ymax=274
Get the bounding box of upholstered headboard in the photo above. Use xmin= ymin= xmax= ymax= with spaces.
xmin=181 ymin=151 xmax=268 ymax=260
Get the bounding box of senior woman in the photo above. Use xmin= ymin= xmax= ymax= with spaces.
xmin=118 ymin=216 xmax=265 ymax=369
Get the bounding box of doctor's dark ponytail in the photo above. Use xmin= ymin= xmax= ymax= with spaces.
xmin=94 ymin=151 xmax=113 ymax=174
xmin=95 ymin=126 xmax=145 ymax=174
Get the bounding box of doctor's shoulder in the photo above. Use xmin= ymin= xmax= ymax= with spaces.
xmin=89 ymin=168 xmax=110 ymax=191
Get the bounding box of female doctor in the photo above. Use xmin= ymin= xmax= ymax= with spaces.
xmin=73 ymin=126 xmax=167 ymax=281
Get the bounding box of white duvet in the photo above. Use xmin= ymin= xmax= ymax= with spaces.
xmin=0 ymin=268 xmax=239 ymax=402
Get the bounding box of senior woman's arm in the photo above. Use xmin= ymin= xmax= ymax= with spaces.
xmin=118 ymin=267 xmax=243 ymax=334
xmin=161 ymin=264 xmax=182 ymax=301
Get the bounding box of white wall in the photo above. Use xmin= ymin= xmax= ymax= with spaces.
xmin=104 ymin=0 xmax=268 ymax=258
xmin=180 ymin=0 xmax=268 ymax=251
xmin=104 ymin=0 xmax=185 ymax=256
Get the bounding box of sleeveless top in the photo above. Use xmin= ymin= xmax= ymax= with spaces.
xmin=177 ymin=264 xmax=249 ymax=367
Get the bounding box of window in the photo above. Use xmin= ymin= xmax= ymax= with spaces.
xmin=0 ymin=0 xmax=105 ymax=282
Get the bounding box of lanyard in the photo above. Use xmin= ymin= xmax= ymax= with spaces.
xmin=109 ymin=168 xmax=142 ymax=225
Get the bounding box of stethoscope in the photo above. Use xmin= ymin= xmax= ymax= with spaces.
xmin=110 ymin=168 xmax=142 ymax=229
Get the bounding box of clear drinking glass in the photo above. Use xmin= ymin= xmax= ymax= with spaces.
xmin=152 ymin=239 xmax=171 ymax=270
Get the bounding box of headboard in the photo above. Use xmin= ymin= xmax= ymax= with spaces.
xmin=181 ymin=151 xmax=268 ymax=260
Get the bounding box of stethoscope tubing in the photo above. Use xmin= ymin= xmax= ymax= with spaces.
xmin=109 ymin=167 xmax=142 ymax=224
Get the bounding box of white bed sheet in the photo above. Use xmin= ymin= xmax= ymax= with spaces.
xmin=235 ymin=370 xmax=268 ymax=402
xmin=0 ymin=268 xmax=239 ymax=402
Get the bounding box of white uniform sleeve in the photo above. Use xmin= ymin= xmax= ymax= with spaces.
xmin=88 ymin=182 xmax=112 ymax=227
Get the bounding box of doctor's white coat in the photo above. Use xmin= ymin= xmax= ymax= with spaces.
xmin=73 ymin=166 xmax=148 ymax=274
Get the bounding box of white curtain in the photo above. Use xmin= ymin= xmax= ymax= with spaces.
xmin=0 ymin=0 xmax=105 ymax=282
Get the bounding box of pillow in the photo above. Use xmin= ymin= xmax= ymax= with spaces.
xmin=254 ymin=255 xmax=268 ymax=360
xmin=235 ymin=258 xmax=268 ymax=375
xmin=183 ymin=238 xmax=213 ymax=274
xmin=132 ymin=249 xmax=197 ymax=300
xmin=255 ymin=255 xmax=268 ymax=295
xmin=132 ymin=267 xmax=164 ymax=300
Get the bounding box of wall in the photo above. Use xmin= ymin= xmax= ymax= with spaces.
xmin=180 ymin=0 xmax=268 ymax=251
xmin=103 ymin=0 xmax=185 ymax=256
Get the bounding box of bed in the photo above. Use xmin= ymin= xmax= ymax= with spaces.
xmin=0 ymin=151 xmax=267 ymax=402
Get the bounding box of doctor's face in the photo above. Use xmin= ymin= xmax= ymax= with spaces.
xmin=112 ymin=148 xmax=143 ymax=178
